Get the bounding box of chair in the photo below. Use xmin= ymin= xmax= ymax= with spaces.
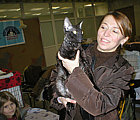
xmin=21 ymin=65 xmax=44 ymax=107
xmin=131 ymin=69 xmax=140 ymax=110
xmin=21 ymin=65 xmax=56 ymax=108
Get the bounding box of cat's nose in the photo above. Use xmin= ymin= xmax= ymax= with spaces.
xmin=79 ymin=37 xmax=83 ymax=42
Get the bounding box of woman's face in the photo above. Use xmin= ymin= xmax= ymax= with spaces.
xmin=2 ymin=100 xmax=16 ymax=118
xmin=97 ymin=15 xmax=128 ymax=52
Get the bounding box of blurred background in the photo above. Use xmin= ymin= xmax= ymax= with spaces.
xmin=0 ymin=0 xmax=139 ymax=72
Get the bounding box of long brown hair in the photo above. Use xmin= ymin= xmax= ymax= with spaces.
xmin=100 ymin=11 xmax=132 ymax=39
xmin=0 ymin=91 xmax=21 ymax=120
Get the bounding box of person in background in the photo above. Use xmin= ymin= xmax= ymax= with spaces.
xmin=50 ymin=11 xmax=135 ymax=120
xmin=0 ymin=91 xmax=22 ymax=120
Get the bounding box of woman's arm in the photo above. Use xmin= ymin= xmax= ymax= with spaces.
xmin=65 ymin=65 xmax=134 ymax=116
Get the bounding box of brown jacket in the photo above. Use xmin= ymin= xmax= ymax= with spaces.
xmin=50 ymin=44 xmax=134 ymax=120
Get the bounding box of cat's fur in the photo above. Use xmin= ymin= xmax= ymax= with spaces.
xmin=56 ymin=17 xmax=93 ymax=110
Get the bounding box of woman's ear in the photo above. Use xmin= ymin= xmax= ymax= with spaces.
xmin=121 ymin=36 xmax=129 ymax=45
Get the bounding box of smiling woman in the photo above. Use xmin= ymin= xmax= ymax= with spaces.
xmin=97 ymin=11 xmax=132 ymax=52
xmin=50 ymin=11 xmax=135 ymax=120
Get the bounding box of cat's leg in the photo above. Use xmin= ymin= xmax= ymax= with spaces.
xmin=56 ymin=61 xmax=76 ymax=112
xmin=56 ymin=61 xmax=68 ymax=97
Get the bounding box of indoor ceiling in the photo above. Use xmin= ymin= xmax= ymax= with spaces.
xmin=0 ymin=0 xmax=110 ymax=3
xmin=0 ymin=0 xmax=109 ymax=19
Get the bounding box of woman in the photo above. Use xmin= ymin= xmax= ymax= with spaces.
xmin=0 ymin=91 xmax=21 ymax=120
xmin=50 ymin=11 xmax=134 ymax=120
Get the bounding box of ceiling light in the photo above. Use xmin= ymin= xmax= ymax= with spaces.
xmin=61 ymin=12 xmax=68 ymax=14
xmin=32 ymin=13 xmax=41 ymax=16
xmin=8 ymin=8 xmax=20 ymax=11
xmin=84 ymin=4 xmax=92 ymax=7
xmin=61 ymin=7 xmax=72 ymax=9
xmin=52 ymin=6 xmax=60 ymax=9
xmin=31 ymin=8 xmax=44 ymax=11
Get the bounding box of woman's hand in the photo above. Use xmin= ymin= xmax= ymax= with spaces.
xmin=58 ymin=50 xmax=80 ymax=74
xmin=57 ymin=97 xmax=76 ymax=107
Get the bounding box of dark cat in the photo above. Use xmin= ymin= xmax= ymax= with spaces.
xmin=56 ymin=17 xmax=93 ymax=111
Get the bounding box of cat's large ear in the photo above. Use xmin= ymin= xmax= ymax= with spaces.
xmin=64 ymin=17 xmax=72 ymax=31
xmin=79 ymin=21 xmax=83 ymax=29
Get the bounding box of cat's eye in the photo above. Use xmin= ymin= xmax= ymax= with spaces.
xmin=73 ymin=31 xmax=77 ymax=34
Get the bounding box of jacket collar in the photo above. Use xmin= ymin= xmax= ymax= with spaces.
xmin=88 ymin=42 xmax=124 ymax=69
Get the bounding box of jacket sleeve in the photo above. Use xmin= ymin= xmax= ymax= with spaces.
xmin=65 ymin=65 xmax=134 ymax=116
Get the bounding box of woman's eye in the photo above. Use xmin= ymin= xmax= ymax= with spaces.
xmin=4 ymin=105 xmax=8 ymax=109
xmin=11 ymin=103 xmax=14 ymax=105
xmin=73 ymin=31 xmax=77 ymax=34
xmin=101 ymin=26 xmax=105 ymax=29
xmin=101 ymin=25 xmax=107 ymax=29
xmin=112 ymin=29 xmax=119 ymax=34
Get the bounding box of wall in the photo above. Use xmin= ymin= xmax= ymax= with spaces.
xmin=108 ymin=0 xmax=140 ymax=38
xmin=134 ymin=0 xmax=140 ymax=36
xmin=117 ymin=6 xmax=136 ymax=41
xmin=0 ymin=18 xmax=46 ymax=73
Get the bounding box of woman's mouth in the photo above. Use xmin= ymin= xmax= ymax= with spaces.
xmin=9 ymin=110 xmax=14 ymax=114
xmin=101 ymin=38 xmax=110 ymax=43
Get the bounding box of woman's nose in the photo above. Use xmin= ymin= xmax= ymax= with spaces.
xmin=8 ymin=105 xmax=13 ymax=110
xmin=104 ymin=29 xmax=111 ymax=37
